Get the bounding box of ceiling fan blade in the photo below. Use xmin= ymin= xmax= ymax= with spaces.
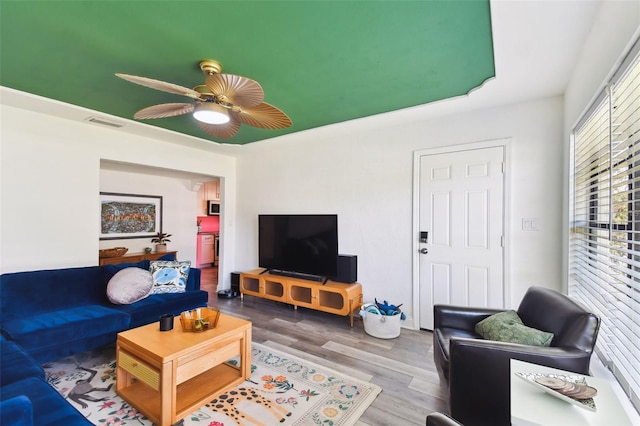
xmin=197 ymin=117 xmax=241 ymax=139
xmin=205 ymin=74 xmax=264 ymax=107
xmin=232 ymin=102 xmax=292 ymax=129
xmin=133 ymin=103 xmax=195 ymax=119
xmin=116 ymin=73 xmax=202 ymax=100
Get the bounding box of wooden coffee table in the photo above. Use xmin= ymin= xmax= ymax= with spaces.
xmin=116 ymin=313 xmax=252 ymax=426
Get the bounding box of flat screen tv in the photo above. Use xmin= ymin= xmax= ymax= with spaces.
xmin=259 ymin=214 xmax=338 ymax=280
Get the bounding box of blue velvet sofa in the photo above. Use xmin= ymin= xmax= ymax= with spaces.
xmin=0 ymin=336 xmax=92 ymax=425
xmin=1 ymin=259 xmax=208 ymax=363
xmin=0 ymin=258 xmax=209 ymax=425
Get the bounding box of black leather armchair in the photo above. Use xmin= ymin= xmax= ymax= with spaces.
xmin=433 ymin=286 xmax=600 ymax=426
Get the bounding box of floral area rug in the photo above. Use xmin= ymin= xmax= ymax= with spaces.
xmin=43 ymin=342 xmax=381 ymax=426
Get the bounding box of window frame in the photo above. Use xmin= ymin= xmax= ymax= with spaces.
xmin=570 ymin=36 xmax=640 ymax=413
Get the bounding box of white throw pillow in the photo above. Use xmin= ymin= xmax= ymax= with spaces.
xmin=106 ymin=267 xmax=153 ymax=304
xmin=149 ymin=260 xmax=191 ymax=294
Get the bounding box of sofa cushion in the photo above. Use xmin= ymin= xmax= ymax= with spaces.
xmin=1 ymin=377 xmax=92 ymax=425
xmin=1 ymin=267 xmax=108 ymax=320
xmin=149 ymin=261 xmax=191 ymax=294
xmin=0 ymin=396 xmax=33 ymax=426
xmin=110 ymin=291 xmax=208 ymax=328
xmin=0 ymin=340 xmax=45 ymax=385
xmin=475 ymin=310 xmax=554 ymax=346
xmin=2 ymin=305 xmax=130 ymax=354
xmin=106 ymin=267 xmax=153 ymax=304
xmin=103 ymin=260 xmax=151 ymax=282
xmin=104 ymin=262 xmax=200 ymax=291
xmin=101 ymin=253 xmax=177 ymax=283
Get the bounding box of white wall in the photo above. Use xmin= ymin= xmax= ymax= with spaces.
xmin=564 ymin=1 xmax=640 ymax=130
xmin=234 ymin=95 xmax=565 ymax=325
xmin=0 ymin=103 xmax=237 ymax=287
xmin=99 ymin=168 xmax=201 ymax=263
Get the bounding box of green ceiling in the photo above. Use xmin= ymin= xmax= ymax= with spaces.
xmin=0 ymin=1 xmax=494 ymax=145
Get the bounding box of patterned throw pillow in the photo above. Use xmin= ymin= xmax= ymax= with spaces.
xmin=149 ymin=260 xmax=191 ymax=294
xmin=475 ymin=310 xmax=554 ymax=347
xmin=106 ymin=267 xmax=153 ymax=304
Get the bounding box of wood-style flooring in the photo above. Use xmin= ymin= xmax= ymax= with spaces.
xmin=200 ymin=267 xmax=449 ymax=425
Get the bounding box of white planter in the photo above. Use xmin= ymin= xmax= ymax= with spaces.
xmin=363 ymin=312 xmax=401 ymax=339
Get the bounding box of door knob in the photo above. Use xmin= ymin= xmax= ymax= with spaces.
xmin=419 ymin=248 xmax=429 ymax=254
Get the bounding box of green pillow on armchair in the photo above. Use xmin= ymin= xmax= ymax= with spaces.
xmin=475 ymin=310 xmax=554 ymax=346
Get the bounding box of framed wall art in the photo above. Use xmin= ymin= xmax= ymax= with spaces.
xmin=100 ymin=192 xmax=163 ymax=240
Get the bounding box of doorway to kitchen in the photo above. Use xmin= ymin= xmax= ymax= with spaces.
xmin=196 ymin=179 xmax=221 ymax=305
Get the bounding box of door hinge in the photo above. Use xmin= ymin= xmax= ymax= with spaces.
xmin=501 ymin=235 xmax=505 ymax=247
xmin=501 ymin=162 xmax=505 ymax=174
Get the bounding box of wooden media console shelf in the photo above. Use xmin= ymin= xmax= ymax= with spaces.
xmin=239 ymin=269 xmax=363 ymax=327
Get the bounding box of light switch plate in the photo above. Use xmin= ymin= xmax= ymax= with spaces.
xmin=522 ymin=218 xmax=539 ymax=231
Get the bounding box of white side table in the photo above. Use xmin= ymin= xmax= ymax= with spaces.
xmin=510 ymin=359 xmax=632 ymax=426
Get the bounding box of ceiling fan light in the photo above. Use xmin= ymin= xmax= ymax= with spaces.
xmin=193 ymin=103 xmax=230 ymax=124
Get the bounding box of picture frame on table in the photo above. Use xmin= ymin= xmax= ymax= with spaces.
xmin=99 ymin=192 xmax=163 ymax=240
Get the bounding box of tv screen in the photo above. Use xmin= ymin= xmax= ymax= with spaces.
xmin=259 ymin=214 xmax=338 ymax=278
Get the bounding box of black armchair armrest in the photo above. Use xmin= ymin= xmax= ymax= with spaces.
xmin=426 ymin=412 xmax=463 ymax=426
xmin=434 ymin=304 xmax=504 ymax=331
xmin=449 ymin=337 xmax=593 ymax=426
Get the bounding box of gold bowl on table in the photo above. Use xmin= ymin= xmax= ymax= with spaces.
xmin=179 ymin=307 xmax=220 ymax=332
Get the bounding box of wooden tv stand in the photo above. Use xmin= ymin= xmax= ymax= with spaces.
xmin=239 ymin=269 xmax=363 ymax=327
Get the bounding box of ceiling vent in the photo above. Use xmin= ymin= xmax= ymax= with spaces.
xmin=85 ymin=116 xmax=125 ymax=128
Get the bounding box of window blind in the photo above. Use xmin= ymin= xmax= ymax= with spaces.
xmin=570 ymin=38 xmax=640 ymax=412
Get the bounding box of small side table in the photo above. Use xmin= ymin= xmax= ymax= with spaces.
xmin=510 ymin=359 xmax=633 ymax=426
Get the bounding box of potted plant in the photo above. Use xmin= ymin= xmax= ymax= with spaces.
xmin=151 ymin=232 xmax=172 ymax=253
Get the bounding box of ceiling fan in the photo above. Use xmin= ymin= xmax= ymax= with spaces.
xmin=116 ymin=59 xmax=292 ymax=139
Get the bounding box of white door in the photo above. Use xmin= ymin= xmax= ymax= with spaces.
xmin=418 ymin=145 xmax=505 ymax=330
